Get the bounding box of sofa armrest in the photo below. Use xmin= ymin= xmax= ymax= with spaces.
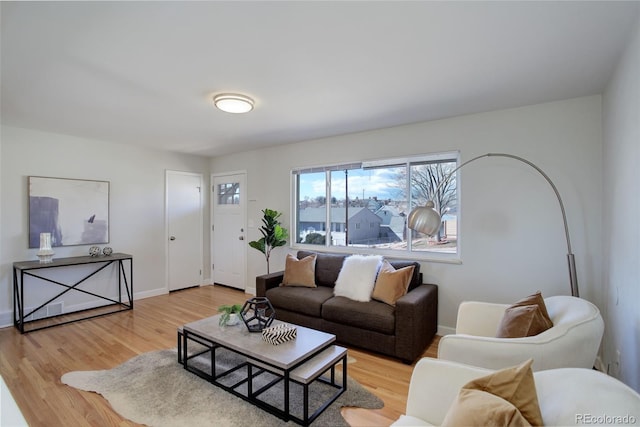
xmin=438 ymin=334 xmax=547 ymax=370
xmin=439 ymin=310 xmax=605 ymax=371
xmin=399 ymin=358 xmax=491 ymax=425
xmin=454 ymin=301 xmax=507 ymax=336
xmin=255 ymin=271 xmax=284 ymax=297
xmin=395 ymin=284 xmax=438 ymax=363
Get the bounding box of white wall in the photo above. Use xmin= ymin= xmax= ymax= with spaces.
xmin=211 ymin=96 xmax=603 ymax=332
xmin=603 ymin=18 xmax=640 ymax=391
xmin=0 ymin=126 xmax=211 ymax=327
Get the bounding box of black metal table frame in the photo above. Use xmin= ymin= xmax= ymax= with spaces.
xmin=180 ymin=328 xmax=347 ymax=426
xmin=13 ymin=254 xmax=133 ymax=333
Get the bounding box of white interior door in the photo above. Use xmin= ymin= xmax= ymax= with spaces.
xmin=167 ymin=171 xmax=203 ymax=291
xmin=212 ymin=173 xmax=246 ymax=290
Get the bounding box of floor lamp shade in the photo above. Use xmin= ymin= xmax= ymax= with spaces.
xmin=407 ymin=153 xmax=579 ymax=297
xmin=407 ymin=201 xmax=441 ymax=236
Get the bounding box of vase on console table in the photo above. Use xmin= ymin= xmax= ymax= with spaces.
xmin=37 ymin=232 xmax=55 ymax=264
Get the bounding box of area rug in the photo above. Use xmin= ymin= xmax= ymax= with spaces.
xmin=62 ymin=348 xmax=382 ymax=426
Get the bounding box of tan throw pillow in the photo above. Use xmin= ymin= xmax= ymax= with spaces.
xmin=496 ymin=291 xmax=553 ymax=338
xmin=441 ymin=388 xmax=531 ymax=427
xmin=281 ymin=254 xmax=317 ymax=288
xmin=461 ymin=359 xmax=543 ymax=426
xmin=496 ymin=305 xmax=553 ymax=338
xmin=371 ymin=260 xmax=415 ymax=306
xmin=511 ymin=291 xmax=552 ymax=325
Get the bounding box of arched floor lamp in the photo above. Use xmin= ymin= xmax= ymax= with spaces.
xmin=407 ymin=153 xmax=579 ymax=297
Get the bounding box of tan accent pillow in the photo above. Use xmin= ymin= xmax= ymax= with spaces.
xmin=281 ymin=254 xmax=316 ymax=288
xmin=441 ymin=388 xmax=531 ymax=427
xmin=496 ymin=305 xmax=553 ymax=338
xmin=496 ymin=292 xmax=553 ymax=338
xmin=511 ymin=291 xmax=552 ymax=325
xmin=371 ymin=260 xmax=414 ymax=306
xmin=461 ymin=359 xmax=543 ymax=426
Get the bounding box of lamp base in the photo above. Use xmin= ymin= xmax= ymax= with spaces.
xmin=568 ymin=253 xmax=579 ymax=297
xmin=37 ymin=249 xmax=55 ymax=264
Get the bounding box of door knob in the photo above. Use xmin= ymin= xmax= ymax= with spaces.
xmin=170 ymin=236 xmax=176 ymax=241
xmin=239 ymin=236 xmax=244 ymax=240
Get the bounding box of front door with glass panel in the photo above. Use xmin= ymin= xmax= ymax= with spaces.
xmin=212 ymin=173 xmax=246 ymax=290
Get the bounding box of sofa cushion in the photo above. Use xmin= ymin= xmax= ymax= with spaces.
xmin=298 ymin=251 xmax=422 ymax=290
xmin=298 ymin=251 xmax=347 ymax=288
xmin=372 ymin=260 xmax=415 ymax=306
xmin=322 ymin=296 xmax=395 ymax=335
xmin=334 ymin=255 xmax=383 ymax=302
xmin=281 ymin=253 xmax=317 ymax=288
xmin=265 ymin=286 xmax=334 ymax=317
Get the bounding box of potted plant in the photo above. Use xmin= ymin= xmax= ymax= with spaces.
xmin=217 ymin=304 xmax=243 ymax=326
xmin=249 ymin=208 xmax=289 ymax=274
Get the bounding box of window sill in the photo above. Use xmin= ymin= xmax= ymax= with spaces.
xmin=290 ymin=243 xmax=463 ymax=265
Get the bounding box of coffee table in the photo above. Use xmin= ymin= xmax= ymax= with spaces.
xmin=178 ymin=315 xmax=347 ymax=426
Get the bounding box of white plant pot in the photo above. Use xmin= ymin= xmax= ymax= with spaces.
xmin=227 ymin=313 xmax=240 ymax=326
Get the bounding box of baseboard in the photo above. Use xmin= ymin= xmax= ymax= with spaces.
xmin=134 ymin=288 xmax=167 ymax=300
xmin=0 ymin=287 xmax=169 ymax=329
xmin=0 ymin=311 xmax=12 ymax=329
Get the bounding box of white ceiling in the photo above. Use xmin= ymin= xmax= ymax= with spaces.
xmin=1 ymin=1 xmax=638 ymax=157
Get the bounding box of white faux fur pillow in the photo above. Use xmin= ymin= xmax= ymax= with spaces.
xmin=333 ymin=255 xmax=383 ymax=302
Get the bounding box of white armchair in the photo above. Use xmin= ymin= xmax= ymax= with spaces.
xmin=392 ymin=358 xmax=640 ymax=427
xmin=438 ymin=296 xmax=604 ymax=371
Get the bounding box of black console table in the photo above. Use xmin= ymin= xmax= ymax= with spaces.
xmin=13 ymin=253 xmax=133 ymax=333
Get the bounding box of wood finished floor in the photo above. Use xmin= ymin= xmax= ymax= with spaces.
xmin=0 ymin=285 xmax=439 ymax=426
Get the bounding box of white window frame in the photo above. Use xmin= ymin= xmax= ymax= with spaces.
xmin=291 ymin=152 xmax=461 ymax=264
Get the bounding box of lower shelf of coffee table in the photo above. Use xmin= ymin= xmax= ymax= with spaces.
xmin=178 ymin=327 xmax=347 ymax=426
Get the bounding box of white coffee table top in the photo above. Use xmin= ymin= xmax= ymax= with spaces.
xmin=183 ymin=314 xmax=336 ymax=370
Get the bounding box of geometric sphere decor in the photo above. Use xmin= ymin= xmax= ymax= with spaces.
xmin=240 ymin=297 xmax=275 ymax=333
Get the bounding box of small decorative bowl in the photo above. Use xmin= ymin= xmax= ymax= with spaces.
xmin=89 ymin=246 xmax=101 ymax=257
xmin=103 ymin=246 xmax=113 ymax=256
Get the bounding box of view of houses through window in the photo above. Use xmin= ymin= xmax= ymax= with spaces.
xmin=293 ymin=153 xmax=459 ymax=255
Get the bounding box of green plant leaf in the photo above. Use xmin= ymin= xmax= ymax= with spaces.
xmin=248 ymin=208 xmax=289 ymax=273
xmin=217 ymin=304 xmax=243 ymax=326
xmin=248 ymin=238 xmax=266 ymax=254
xmin=272 ymin=225 xmax=288 ymax=248
xmin=219 ymin=312 xmax=230 ymax=326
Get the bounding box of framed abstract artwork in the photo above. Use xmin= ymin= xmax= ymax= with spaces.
xmin=28 ymin=176 xmax=110 ymax=248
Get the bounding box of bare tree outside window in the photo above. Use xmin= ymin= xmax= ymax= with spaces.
xmin=410 ymin=162 xmax=457 ymax=242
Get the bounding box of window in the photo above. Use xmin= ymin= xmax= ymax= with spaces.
xmin=217 ymin=182 xmax=240 ymax=205
xmin=292 ymin=152 xmax=459 ymax=257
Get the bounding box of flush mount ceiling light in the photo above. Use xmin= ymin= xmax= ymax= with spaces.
xmin=213 ymin=93 xmax=254 ymax=114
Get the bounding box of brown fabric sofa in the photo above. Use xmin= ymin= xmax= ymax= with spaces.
xmin=256 ymin=250 xmax=438 ymax=363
